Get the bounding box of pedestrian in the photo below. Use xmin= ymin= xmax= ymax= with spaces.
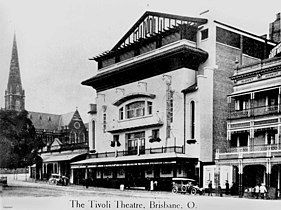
xmin=225 ymin=180 xmax=229 ymax=195
xmin=85 ymin=178 xmax=89 ymax=189
xmin=218 ymin=185 xmax=223 ymax=197
xmin=254 ymin=184 xmax=260 ymax=199
xmin=208 ymin=181 xmax=213 ymax=196
xmin=259 ymin=183 xmax=267 ymax=199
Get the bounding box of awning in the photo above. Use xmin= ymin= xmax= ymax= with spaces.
xmin=71 ymin=153 xmax=197 ymax=169
xmin=41 ymin=152 xmax=86 ymax=163
xmin=72 ymin=161 xmax=177 ymax=169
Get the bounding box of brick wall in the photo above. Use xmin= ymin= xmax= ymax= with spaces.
xmin=213 ymin=43 xmax=258 ymax=158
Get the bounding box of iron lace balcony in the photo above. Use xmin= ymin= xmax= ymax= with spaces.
xmin=228 ymin=104 xmax=280 ymax=119
xmin=216 ymin=143 xmax=281 ymax=160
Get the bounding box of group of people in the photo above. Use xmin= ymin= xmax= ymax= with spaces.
xmin=247 ymin=183 xmax=267 ymax=199
xmin=207 ymin=180 xmax=238 ymax=196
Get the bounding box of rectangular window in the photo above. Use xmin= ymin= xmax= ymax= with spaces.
xmin=147 ymin=101 xmax=152 ymax=115
xmin=216 ymin=27 xmax=241 ymax=49
xmin=161 ymin=166 xmax=172 ymax=174
xmin=103 ymin=113 xmax=106 ymax=133
xmin=146 ymin=168 xmax=153 ymax=175
xmin=119 ymin=107 xmax=124 ymax=120
xmin=152 ymin=129 xmax=159 ymax=139
xmin=103 ymin=169 xmax=111 ymax=176
xmin=170 ymin=98 xmax=173 ymax=123
xmin=201 ymin=29 xmax=208 ymax=40
xmin=126 ymin=131 xmax=145 ymax=155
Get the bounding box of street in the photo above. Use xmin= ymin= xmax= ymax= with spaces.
xmin=1 ymin=174 xmax=281 ymax=210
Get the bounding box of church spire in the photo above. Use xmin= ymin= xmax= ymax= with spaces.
xmin=5 ymin=34 xmax=25 ymax=111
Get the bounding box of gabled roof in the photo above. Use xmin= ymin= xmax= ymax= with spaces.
xmin=28 ymin=111 xmax=61 ymax=130
xmin=29 ymin=110 xmax=83 ymax=131
xmin=92 ymin=11 xmax=207 ymax=60
xmin=59 ymin=112 xmax=75 ymax=127
xmin=111 ymin=11 xmax=207 ymax=51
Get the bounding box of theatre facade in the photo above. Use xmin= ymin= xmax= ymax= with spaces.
xmin=72 ymin=11 xmax=275 ymax=189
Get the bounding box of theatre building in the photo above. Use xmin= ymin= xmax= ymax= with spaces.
xmin=72 ymin=11 xmax=275 ymax=189
xmin=216 ymin=14 xmax=281 ymax=197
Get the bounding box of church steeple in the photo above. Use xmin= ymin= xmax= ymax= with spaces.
xmin=5 ymin=34 xmax=25 ymax=111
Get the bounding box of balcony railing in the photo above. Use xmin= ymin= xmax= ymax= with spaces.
xmin=228 ymin=104 xmax=280 ymax=119
xmin=226 ymin=143 xmax=281 ymax=153
xmin=89 ymin=146 xmax=184 ymax=158
xmin=216 ymin=143 xmax=281 ymax=160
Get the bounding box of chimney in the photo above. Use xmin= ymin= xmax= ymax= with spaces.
xmin=269 ymin=12 xmax=281 ymax=43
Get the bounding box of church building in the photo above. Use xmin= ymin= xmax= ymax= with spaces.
xmin=3 ymin=34 xmax=89 ymax=181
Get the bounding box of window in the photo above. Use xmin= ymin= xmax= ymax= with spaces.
xmin=103 ymin=113 xmax=106 ymax=133
xmin=70 ymin=131 xmax=75 ymax=143
xmin=170 ymin=96 xmax=173 ymax=123
xmin=147 ymin=101 xmax=153 ymax=115
xmin=119 ymin=107 xmax=124 ymax=120
xmin=146 ymin=168 xmax=153 ymax=175
xmin=152 ymin=129 xmax=159 ymax=139
xmin=79 ymin=132 xmax=85 ymax=143
xmin=161 ymin=166 xmax=172 ymax=174
xmin=103 ymin=169 xmax=112 ymax=176
xmin=118 ymin=169 xmax=124 ymax=175
xmin=190 ymin=101 xmax=195 ymax=139
xmin=201 ymin=29 xmax=209 ymax=40
xmin=126 ymin=101 xmax=145 ymax=119
xmin=126 ymin=131 xmax=145 ymax=155
xmin=92 ymin=120 xmax=95 ymax=149
xmin=216 ymin=27 xmax=241 ymax=49
xmin=119 ymin=100 xmax=153 ymax=120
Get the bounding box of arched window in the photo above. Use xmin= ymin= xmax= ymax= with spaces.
xmin=15 ymin=99 xmax=20 ymax=111
xmin=190 ymin=101 xmax=195 ymax=139
xmin=79 ymin=132 xmax=85 ymax=143
xmin=70 ymin=131 xmax=75 ymax=143
xmin=125 ymin=101 xmax=145 ymax=119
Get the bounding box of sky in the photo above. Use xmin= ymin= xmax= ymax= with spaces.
xmin=0 ymin=0 xmax=280 ymax=122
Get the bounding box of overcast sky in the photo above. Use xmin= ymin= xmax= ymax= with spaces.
xmin=0 ymin=0 xmax=280 ymax=121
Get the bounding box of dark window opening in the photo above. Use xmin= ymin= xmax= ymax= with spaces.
xmin=191 ymin=101 xmax=195 ymax=139
xmin=216 ymin=27 xmax=241 ymax=48
xmin=201 ymin=29 xmax=209 ymax=40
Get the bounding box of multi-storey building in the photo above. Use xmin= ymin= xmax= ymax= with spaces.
xmin=72 ymin=11 xmax=275 ymax=189
xmin=216 ymin=13 xmax=281 ymax=198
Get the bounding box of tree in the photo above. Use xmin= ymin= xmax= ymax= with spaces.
xmin=0 ymin=109 xmax=43 ymax=169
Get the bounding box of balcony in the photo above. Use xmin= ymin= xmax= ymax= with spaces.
xmin=88 ymin=146 xmax=184 ymax=158
xmin=216 ymin=143 xmax=281 ymax=160
xmin=253 ymin=104 xmax=279 ymax=116
xmin=228 ymin=104 xmax=280 ymax=119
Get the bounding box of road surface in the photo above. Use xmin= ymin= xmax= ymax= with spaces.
xmin=1 ymin=174 xmax=281 ymax=210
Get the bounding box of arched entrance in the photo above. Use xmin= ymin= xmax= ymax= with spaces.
xmin=243 ymin=165 xmax=265 ymax=187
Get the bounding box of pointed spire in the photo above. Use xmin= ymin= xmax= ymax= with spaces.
xmin=7 ymin=33 xmax=22 ymax=92
xmin=5 ymin=33 xmax=25 ymax=111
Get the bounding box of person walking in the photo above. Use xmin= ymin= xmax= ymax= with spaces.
xmin=254 ymin=184 xmax=260 ymax=199
xmin=208 ymin=181 xmax=213 ymax=196
xmin=259 ymin=183 xmax=267 ymax=199
xmin=225 ymin=180 xmax=229 ymax=195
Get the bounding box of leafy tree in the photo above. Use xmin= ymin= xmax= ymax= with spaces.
xmin=0 ymin=109 xmax=43 ymax=168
